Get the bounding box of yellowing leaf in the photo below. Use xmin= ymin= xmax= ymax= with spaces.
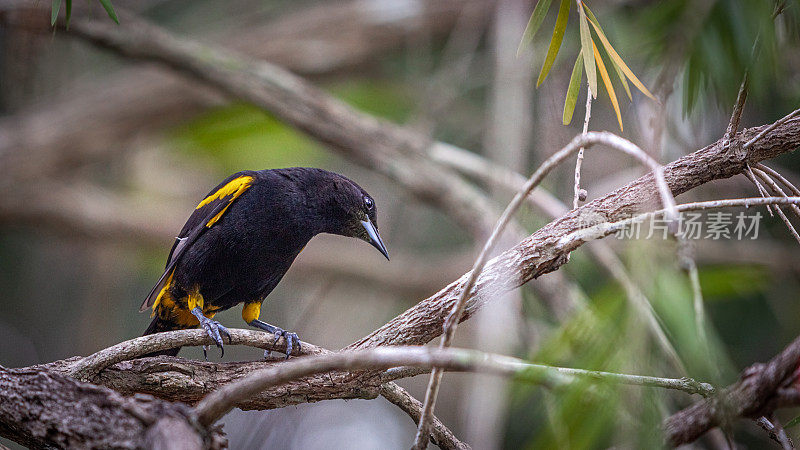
xmin=537 ymin=0 xmax=571 ymax=87
xmin=609 ymin=53 xmax=632 ymax=100
xmin=563 ymin=52 xmax=584 ymax=125
xmin=593 ymin=40 xmax=623 ymax=131
xmin=578 ymin=3 xmax=597 ymax=98
xmin=585 ymin=5 xmax=656 ymax=101
xmin=582 ymin=5 xmax=631 ymax=100
xmin=518 ymin=0 xmax=554 ymax=57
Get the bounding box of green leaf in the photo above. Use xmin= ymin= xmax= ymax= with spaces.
xmin=593 ymin=40 xmax=623 ymax=131
xmin=537 ymin=0 xmax=571 ymax=87
xmin=785 ymin=415 xmax=800 ymax=429
xmin=97 ymin=0 xmax=119 ymax=24
xmin=584 ymin=4 xmax=656 ymax=101
xmin=582 ymin=5 xmax=631 ymax=100
xmin=65 ymin=0 xmax=72 ymax=28
xmin=517 ymin=0 xmax=554 ymax=56
xmin=51 ymin=0 xmax=61 ymax=26
xmin=578 ymin=3 xmax=597 ymax=98
xmin=563 ymin=52 xmax=584 ymax=125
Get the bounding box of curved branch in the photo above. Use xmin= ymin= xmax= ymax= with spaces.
xmin=192 ymin=346 xmax=716 ymax=427
xmin=67 ymin=328 xmax=327 ymax=381
xmin=414 ymin=130 xmax=678 ymax=445
xmin=349 ymin=113 xmax=800 ymax=351
xmin=664 ymin=332 xmax=800 ymax=446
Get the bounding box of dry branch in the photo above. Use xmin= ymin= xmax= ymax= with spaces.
xmin=664 ymin=332 xmax=800 ymax=446
xmin=414 ymin=130 xmax=678 ymax=446
xmin=350 ymin=110 xmax=800 ymax=350
xmin=0 ymin=365 xmax=225 ymax=449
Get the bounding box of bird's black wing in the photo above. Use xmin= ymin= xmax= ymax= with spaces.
xmin=140 ymin=171 xmax=257 ymax=312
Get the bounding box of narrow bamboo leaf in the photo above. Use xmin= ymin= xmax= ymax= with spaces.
xmin=65 ymin=0 xmax=72 ymax=28
xmin=517 ymin=0 xmax=554 ymax=57
xmin=563 ymin=52 xmax=584 ymax=125
xmin=593 ymin=40 xmax=623 ymax=131
xmin=585 ymin=6 xmax=656 ymax=101
xmin=609 ymin=54 xmax=632 ymax=100
xmin=536 ymin=0 xmax=571 ymax=87
xmin=98 ymin=0 xmax=119 ymax=24
xmin=578 ymin=3 xmax=597 ymax=98
xmin=51 ymin=0 xmax=61 ymax=26
xmin=582 ymin=5 xmax=631 ymax=100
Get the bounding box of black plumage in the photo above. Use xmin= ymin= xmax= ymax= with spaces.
xmin=141 ymin=167 xmax=388 ymax=357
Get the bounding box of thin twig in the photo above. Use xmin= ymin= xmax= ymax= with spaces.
xmin=752 ymin=168 xmax=800 ymax=245
xmin=192 ymin=346 xmax=716 ymax=427
xmin=756 ymin=163 xmax=800 ymax=197
xmin=380 ymin=383 xmax=471 ymax=450
xmin=557 ymin=197 xmax=800 ymax=248
xmin=724 ymin=73 xmax=749 ymax=145
xmin=412 ymin=131 xmax=678 ymax=449
xmin=756 ymin=416 xmax=795 ymax=450
xmin=430 ymin=142 xmax=684 ymax=372
xmin=754 ymin=167 xmax=800 ymax=221
xmin=743 ymin=108 xmax=800 ymax=149
xmin=744 ymin=165 xmax=776 ymax=217
xmin=678 ymin=242 xmax=708 ymax=348
xmin=573 ymin=84 xmax=593 ymax=209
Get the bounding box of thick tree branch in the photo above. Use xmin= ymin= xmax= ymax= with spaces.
xmin=0 ymin=365 xmax=225 ymax=449
xmin=414 ymin=131 xmax=677 ymax=447
xmin=348 ymin=110 xmax=800 ymax=350
xmin=664 ymin=332 xmax=800 ymax=446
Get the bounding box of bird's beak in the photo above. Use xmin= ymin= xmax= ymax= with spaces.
xmin=360 ymin=219 xmax=389 ymax=260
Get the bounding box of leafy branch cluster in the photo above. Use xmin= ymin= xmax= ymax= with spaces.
xmin=519 ymin=0 xmax=655 ymax=130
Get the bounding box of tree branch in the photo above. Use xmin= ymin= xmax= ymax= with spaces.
xmin=413 ymin=130 xmax=678 ymax=447
xmin=664 ymin=332 xmax=800 ymax=446
xmin=0 ymin=365 xmax=225 ymax=449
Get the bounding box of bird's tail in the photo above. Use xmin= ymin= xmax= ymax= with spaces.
xmin=141 ymin=315 xmax=196 ymax=357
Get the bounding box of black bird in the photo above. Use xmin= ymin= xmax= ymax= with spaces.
xmin=141 ymin=167 xmax=389 ymax=358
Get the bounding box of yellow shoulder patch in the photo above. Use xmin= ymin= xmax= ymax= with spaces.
xmin=196 ymin=175 xmax=254 ymax=227
xmin=151 ymin=270 xmax=175 ymax=315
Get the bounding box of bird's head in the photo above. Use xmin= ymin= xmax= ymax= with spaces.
xmin=309 ymin=170 xmax=389 ymax=261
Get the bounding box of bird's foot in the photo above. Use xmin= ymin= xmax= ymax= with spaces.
xmin=249 ymin=319 xmax=301 ymax=359
xmin=271 ymin=328 xmax=301 ymax=360
xmin=191 ymin=307 xmax=231 ymax=358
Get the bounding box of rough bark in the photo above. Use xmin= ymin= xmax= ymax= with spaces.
xmin=664 ymin=333 xmax=800 ymax=446
xmin=0 ymin=365 xmax=225 ymax=449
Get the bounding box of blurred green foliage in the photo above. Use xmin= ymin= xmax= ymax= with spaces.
xmin=172 ymin=80 xmax=414 ymax=173
xmin=637 ymin=0 xmax=800 ymax=114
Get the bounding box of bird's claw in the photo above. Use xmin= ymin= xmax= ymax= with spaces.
xmin=198 ymin=316 xmax=230 ymax=358
xmin=265 ymin=327 xmax=301 ymax=359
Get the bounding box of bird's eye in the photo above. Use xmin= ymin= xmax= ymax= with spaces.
xmin=364 ymin=196 xmax=374 ymax=210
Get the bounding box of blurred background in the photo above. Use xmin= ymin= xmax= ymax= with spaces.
xmin=1 ymin=0 xmax=799 ymax=448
